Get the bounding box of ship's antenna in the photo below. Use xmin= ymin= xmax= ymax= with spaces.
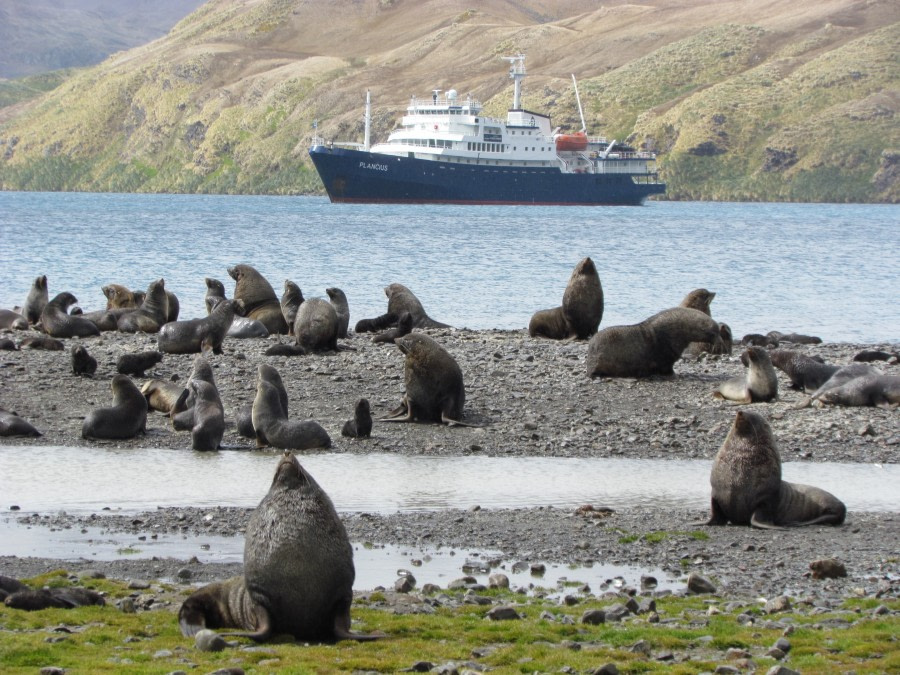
xmin=572 ymin=74 xmax=586 ymax=133
xmin=364 ymin=90 xmax=371 ymax=151
xmin=502 ymin=54 xmax=526 ymax=110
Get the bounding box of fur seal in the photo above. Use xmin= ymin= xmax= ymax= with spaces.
xmin=186 ymin=379 xmax=225 ymax=450
xmin=704 ymin=410 xmax=846 ymax=529
xmin=281 ymin=280 xmax=304 ymax=335
xmin=815 ymin=373 xmax=900 ymax=408
xmin=800 ymin=363 xmax=880 ymax=407
xmin=529 ymin=257 xmax=604 ymax=340
xmin=355 ymin=312 xmax=398 ymax=334
xmin=326 ymin=287 xmax=351 ymax=338
xmin=228 ymin=264 xmax=288 ymax=335
xmin=81 ymin=374 xmax=148 ymax=440
xmin=714 ymin=346 xmax=778 ymax=403
xmin=0 ymin=408 xmax=42 ymax=437
xmin=22 ymin=275 xmax=48 ymax=325
xmin=741 ymin=333 xmax=779 ymax=348
xmin=71 ymin=344 xmax=98 ymax=376
xmin=0 ymin=575 xmax=29 ymax=600
xmin=41 ymin=292 xmax=101 ymax=338
xmin=680 ymin=288 xmax=732 ymax=356
xmin=157 ymin=299 xmax=235 ymax=355
xmin=207 ymin=296 xmax=268 ymax=338
xmin=235 ymin=364 xmax=288 ymax=440
xmin=4 ymin=586 xmax=105 ymax=611
xmin=341 ymin=398 xmax=372 ymax=438
xmin=103 ymin=283 xmax=139 ymax=309
xmin=0 ymin=309 xmax=28 ymax=330
xmin=252 ymin=379 xmax=331 ymax=450
xmin=141 ymin=379 xmax=187 ymax=414
xmin=171 ymin=356 xmax=217 ymax=431
xmin=373 ymin=311 xmax=412 ymax=344
xmin=585 ymin=307 xmax=720 ymax=378
xmin=117 ymin=279 xmax=169 ymax=333
xmin=205 ymin=278 xmax=227 ymax=314
xmin=179 ymin=452 xmax=378 ymax=642
xmin=294 ymin=297 xmax=340 ymax=352
xmin=116 ymin=350 xmax=164 ymax=377
xmin=18 ymin=336 xmax=64 ymax=350
xmin=767 ymin=331 xmax=822 ymax=345
xmin=853 ymin=350 xmax=898 ymax=363
xmin=769 ymin=349 xmax=839 ymax=392
xmin=383 ymin=333 xmax=470 ymax=425
xmin=385 ymin=283 xmax=450 ymax=329
xmin=0 ymin=337 xmax=17 ymax=350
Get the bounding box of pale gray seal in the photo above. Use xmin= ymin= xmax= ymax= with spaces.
xmin=326 ymin=287 xmax=351 ymax=338
xmin=0 ymin=309 xmax=28 ymax=331
xmin=81 ymin=374 xmax=148 ymax=440
xmin=71 ymin=344 xmax=98 ymax=377
xmin=294 ymin=297 xmax=340 ymax=352
xmin=704 ymin=410 xmax=845 ymax=529
xmin=714 ymin=346 xmax=778 ymax=403
xmin=179 ymin=452 xmax=379 ymax=642
xmin=0 ymin=408 xmax=42 ymax=437
xmin=157 ymin=299 xmax=234 ymax=354
xmin=22 ymin=275 xmax=48 ymax=325
xmin=585 ymin=307 xmax=720 ymax=378
xmin=815 ymin=373 xmax=900 ymax=408
xmin=341 ymin=398 xmax=372 ymax=438
xmin=228 ymin=264 xmax=288 ymax=335
xmin=385 ymin=283 xmax=450 ymax=329
xmin=141 ymin=379 xmax=187 ymax=414
xmin=769 ymin=349 xmax=839 ymax=392
xmin=117 ymin=279 xmax=169 ymax=333
xmin=529 ymin=257 xmax=603 ymax=340
xmin=40 ymin=292 xmax=101 ymax=338
xmin=280 ymin=280 xmax=304 ymax=335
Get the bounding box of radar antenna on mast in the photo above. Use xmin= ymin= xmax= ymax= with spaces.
xmin=572 ymin=74 xmax=586 ymax=133
xmin=501 ymin=54 xmax=526 ymax=110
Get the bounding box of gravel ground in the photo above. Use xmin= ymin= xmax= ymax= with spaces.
xmin=1 ymin=327 xmax=898 ymax=604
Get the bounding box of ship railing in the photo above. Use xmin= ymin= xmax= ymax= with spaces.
xmin=310 ymin=135 xmax=327 ymax=147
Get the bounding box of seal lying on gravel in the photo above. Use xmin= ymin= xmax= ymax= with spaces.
xmin=383 ymin=333 xmax=473 ymax=426
xmin=0 ymin=309 xmax=28 ymax=330
xmin=228 ymin=264 xmax=288 ymax=335
xmin=18 ymin=336 xmax=64 ymax=350
xmin=767 ymin=331 xmax=822 ymax=345
xmin=815 ymin=373 xmax=900 ymax=408
xmin=41 ymin=292 xmax=101 ymax=338
xmin=529 ymin=257 xmax=604 ymax=340
xmin=81 ymin=374 xmax=148 ymax=440
xmin=714 ymin=346 xmax=778 ymax=403
xmin=704 ymin=410 xmax=846 ymax=529
xmin=179 ymin=452 xmax=379 ymax=642
xmin=585 ymin=307 xmax=720 ymax=378
xmin=385 ymin=283 xmax=450 ymax=329
xmin=157 ymin=299 xmax=234 ymax=354
xmin=794 ymin=363 xmax=882 ymax=408
xmin=0 ymin=408 xmax=42 ymax=437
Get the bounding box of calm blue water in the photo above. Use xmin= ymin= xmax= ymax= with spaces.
xmin=0 ymin=192 xmax=897 ymax=342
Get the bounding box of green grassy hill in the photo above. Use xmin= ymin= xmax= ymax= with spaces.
xmin=0 ymin=0 xmax=897 ymax=201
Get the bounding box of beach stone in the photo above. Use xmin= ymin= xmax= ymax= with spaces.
xmin=118 ymin=598 xmax=136 ymax=613
xmin=395 ymin=576 xmax=415 ymax=593
xmin=766 ymin=647 xmax=786 ymax=660
xmin=206 ymin=670 xmax=245 ymax=675
xmin=486 ymin=606 xmax=521 ymax=621
xmin=448 ymin=576 xmax=477 ymax=590
xmin=153 ymin=650 xmax=174 ymax=659
xmin=603 ymin=603 xmax=631 ymax=622
xmin=637 ymin=598 xmax=656 ymax=614
xmin=774 ymin=637 xmax=792 ymax=653
xmin=78 ymin=569 xmax=105 ymax=579
xmin=714 ymin=666 xmax=740 ymax=674
xmin=765 ymin=596 xmax=792 ymax=614
xmin=194 ymin=629 xmax=227 ymax=652
xmin=765 ymin=667 xmax=801 ymax=675
xmin=581 ymin=609 xmax=606 ymax=625
xmin=488 ymin=573 xmax=509 ymax=589
xmin=176 ymin=568 xmax=192 ymax=580
xmin=629 ymin=640 xmax=651 ymax=656
xmin=687 ymin=573 xmax=717 ymax=594
xmin=726 ymin=648 xmax=752 ymax=660
xmin=127 ymin=579 xmax=150 ymax=590
xmin=588 ymin=665 xmax=619 ymax=675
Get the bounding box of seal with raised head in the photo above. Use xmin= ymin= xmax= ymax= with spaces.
xmin=769 ymin=349 xmax=839 ymax=392
xmin=326 ymin=287 xmax=351 ymax=338
xmin=22 ymin=275 xmax=48 ymax=325
xmin=207 ymin=295 xmax=268 ymax=338
xmin=236 ymin=363 xmax=288 ymax=439
xmin=171 ymin=355 xmax=217 ymax=431
xmin=252 ymin=379 xmax=331 ymax=450
xmin=117 ymin=279 xmax=169 ymax=333
xmin=186 ymin=379 xmax=225 ymax=450
xmin=0 ymin=408 xmax=42 ymax=437
xmin=81 ymin=374 xmax=148 ymax=440
xmin=116 ymin=350 xmax=164 ymax=377
xmin=383 ymin=333 xmax=471 ymax=425
xmin=157 ymin=299 xmax=235 ymax=355
xmin=704 ymin=410 xmax=846 ymax=529
xmin=586 ymin=307 xmax=720 ymax=379
xmin=280 ymin=280 xmax=304 ymax=335
xmin=372 ymin=311 xmax=412 ymax=344
xmin=680 ymin=288 xmax=731 ymax=356
xmin=179 ymin=452 xmax=378 ymax=642
xmin=529 ymin=257 xmax=604 ymax=340
xmin=385 ymin=283 xmax=450 ymax=329
xmin=205 ymin=278 xmax=227 ymax=314
xmin=341 ymin=398 xmax=372 ymax=438
xmin=40 ymin=292 xmax=101 ymax=338
xmin=0 ymin=309 xmax=28 ymax=331
xmin=71 ymin=344 xmax=98 ymax=377
xmin=294 ymin=297 xmax=340 ymax=353
xmin=228 ymin=264 xmax=288 ymax=335
xmin=714 ymin=346 xmax=778 ymax=403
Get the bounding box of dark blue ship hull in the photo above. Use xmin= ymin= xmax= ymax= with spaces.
xmin=309 ymin=146 xmax=665 ymax=206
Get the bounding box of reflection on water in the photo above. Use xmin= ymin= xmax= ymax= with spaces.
xmin=1 ymin=446 xmax=897 ymax=515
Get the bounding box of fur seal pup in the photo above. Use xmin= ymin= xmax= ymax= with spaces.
xmin=294 ymin=297 xmax=340 ymax=353
xmin=280 ymin=280 xmax=304 ymax=335
xmin=0 ymin=337 xmax=17 ymax=350
xmin=714 ymin=346 xmax=778 ymax=403
xmin=373 ymin=311 xmax=412 ymax=344
xmin=769 ymin=349 xmax=839 ymax=392
xmin=71 ymin=344 xmax=98 ymax=376
xmin=18 ymin=336 xmax=64 ymax=350
xmin=529 ymin=257 xmax=604 ymax=340
xmin=4 ymin=586 xmax=105 ymax=611
xmin=252 ymin=379 xmax=331 ymax=450
xmin=186 ymin=379 xmax=225 ymax=450
xmin=341 ymin=399 xmax=372 ymax=438
xmin=81 ymin=374 xmax=148 ymax=440
xmin=326 ymin=287 xmax=351 ymax=338
xmin=853 ymin=350 xmax=898 ymax=363
xmin=205 ymin=278 xmax=227 ymax=314
xmin=228 ymin=264 xmax=288 ymax=335
xmin=158 ymin=299 xmax=235 ymax=355
xmin=141 ymin=379 xmax=187 ymax=414
xmin=0 ymin=408 xmax=42 ymax=437
xmin=41 ymin=292 xmax=101 ymax=338
xmin=767 ymin=331 xmax=822 ymax=345
xmin=0 ymin=309 xmax=28 ymax=330
xmin=741 ymin=333 xmax=779 ymax=348
xmin=207 ymin=296 xmax=268 ymax=338
xmin=815 ymin=373 xmax=900 ymax=408
xmin=383 ymin=333 xmax=471 ymax=425
xmin=355 ymin=312 xmax=398 ymax=334
xmin=117 ymin=279 xmax=169 ymax=333
xmin=586 ymin=307 xmax=720 ymax=378
xmin=179 ymin=452 xmax=378 ymax=642
xmin=116 ymin=350 xmax=164 ymax=377
xmin=23 ymin=275 xmax=49 ymax=325
xmin=385 ymin=283 xmax=450 ymax=329
xmin=680 ymin=288 xmax=732 ymax=356
xmin=705 ymin=410 xmax=846 ymax=529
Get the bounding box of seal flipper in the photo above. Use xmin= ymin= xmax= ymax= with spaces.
xmin=749 ymin=509 xmax=786 ymax=530
xmin=441 ymin=412 xmax=482 ymax=428
xmin=332 ymin=606 xmax=383 ymax=642
xmin=220 ymin=604 xmax=274 ymax=642
xmin=381 ymin=400 xmax=411 ymax=422
xmin=700 ymin=498 xmax=728 ymax=526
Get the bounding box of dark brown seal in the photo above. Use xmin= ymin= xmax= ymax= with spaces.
xmin=680 ymin=288 xmax=731 ymax=356
xmin=385 ymin=283 xmax=450 ymax=329
xmin=0 ymin=408 xmax=42 ymax=437
xmin=326 ymin=287 xmax=351 ymax=338
xmin=81 ymin=374 xmax=148 ymax=440
xmin=116 ymin=350 xmax=164 ymax=377
xmin=171 ymin=356 xmax=217 ymax=431
xmin=355 ymin=312 xmax=398 ymax=334
xmin=704 ymin=410 xmax=845 ymax=529
xmin=71 ymin=344 xmax=98 ymax=377
xmin=187 ymin=379 xmax=225 ymax=451
xmin=372 ymin=311 xmax=412 ymax=344
xmin=252 ymin=379 xmax=331 ymax=450
xmin=280 ymin=280 xmax=304 ymax=335
xmin=157 ymin=299 xmax=235 ymax=354
xmin=4 ymin=586 xmax=105 ymax=611
xmin=714 ymin=346 xmax=778 ymax=403
xmin=585 ymin=307 xmax=720 ymax=378
xmin=529 ymin=257 xmax=604 ymax=340
xmin=22 ymin=274 xmax=48 ymax=325
xmin=18 ymin=336 xmax=64 ymax=350
xmin=294 ymin=297 xmax=340 ymax=353
xmin=0 ymin=309 xmax=28 ymax=330
xmin=0 ymin=337 xmax=17 ymax=351
xmin=341 ymin=398 xmax=372 ymax=438
xmin=228 ymin=264 xmax=288 ymax=335
xmin=117 ymin=279 xmax=169 ymax=333
xmin=235 ymin=363 xmax=288 ymax=440
xmin=383 ymin=333 xmax=470 ymax=425
xmin=179 ymin=452 xmax=379 ymax=642
xmin=769 ymin=349 xmax=839 ymax=392
xmin=767 ymin=331 xmax=822 ymax=345
xmin=207 ymin=295 xmax=268 ymax=338
xmin=41 ymin=292 xmax=101 ymax=338
xmin=853 ymin=350 xmax=898 ymax=363
xmin=741 ymin=333 xmax=779 ymax=348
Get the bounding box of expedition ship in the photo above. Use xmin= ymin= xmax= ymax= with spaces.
xmin=308 ymin=55 xmax=665 ymax=205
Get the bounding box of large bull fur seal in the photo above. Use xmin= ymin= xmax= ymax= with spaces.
xmin=40 ymin=292 xmax=101 ymax=338
xmin=178 ymin=452 xmax=378 ymax=642
xmin=385 ymin=283 xmax=450 ymax=329
xmin=228 ymin=264 xmax=288 ymax=335
xmin=704 ymin=410 xmax=845 ymax=529
xmin=294 ymin=297 xmax=340 ymax=352
xmin=585 ymin=307 xmax=720 ymax=378
xmin=81 ymin=374 xmax=148 ymax=440
xmin=158 ymin=299 xmax=235 ymax=354
xmin=529 ymin=257 xmax=603 ymax=340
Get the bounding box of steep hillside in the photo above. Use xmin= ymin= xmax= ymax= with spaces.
xmin=0 ymin=0 xmax=897 ymax=201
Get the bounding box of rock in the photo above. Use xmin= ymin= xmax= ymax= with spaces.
xmin=773 ymin=637 xmax=791 ymax=653
xmin=765 ymin=667 xmax=801 ymax=675
xmin=810 ymin=558 xmax=847 ymax=579
xmin=488 ymin=573 xmax=509 ymax=589
xmin=39 ymin=668 xmax=66 ymax=675
xmin=402 ymin=663 xmax=433 ymax=673
xmin=687 ymin=573 xmax=717 ymax=594
xmin=588 ymin=665 xmax=619 ymax=675
xmin=581 ymin=609 xmax=606 ymax=625
xmin=194 ymin=629 xmax=227 ymax=652
xmin=118 ymin=598 xmax=136 ymax=614
xmin=629 ymin=639 xmax=651 ymax=655
xmin=765 ymin=596 xmax=791 ymax=614
xmin=176 ymin=568 xmax=192 ymax=580
xmin=725 ymin=648 xmax=752 ymax=660
xmin=395 ymin=576 xmax=415 ymax=593
xmin=603 ymin=603 xmax=631 ymax=622
xmin=485 ymin=606 xmax=521 ymax=621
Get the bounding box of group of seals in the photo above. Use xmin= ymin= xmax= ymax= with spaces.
xmin=529 ymin=257 xmax=604 ymax=340
xmin=704 ymin=410 xmax=846 ymax=529
xmin=802 ymin=364 xmax=900 ymax=408
xmin=179 ymin=452 xmax=379 ymax=642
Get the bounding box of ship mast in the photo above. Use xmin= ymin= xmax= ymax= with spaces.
xmin=502 ymin=54 xmax=526 ymax=109
xmin=364 ymin=90 xmax=371 ymax=151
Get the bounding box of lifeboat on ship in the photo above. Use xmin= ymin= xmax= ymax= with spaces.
xmin=555 ymin=131 xmax=588 ymax=152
